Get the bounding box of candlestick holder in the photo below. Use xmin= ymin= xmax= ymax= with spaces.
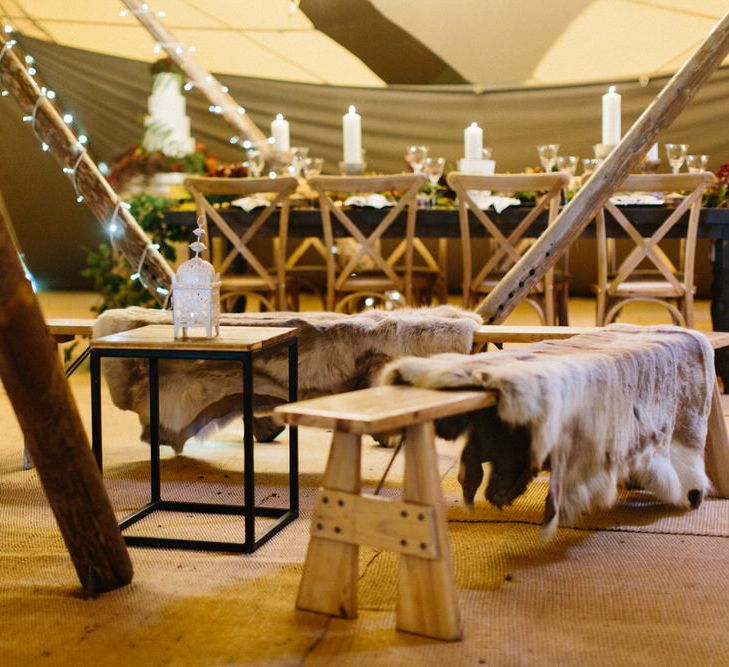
xmin=593 ymin=144 xmax=616 ymax=160
xmin=338 ymin=161 xmax=367 ymax=176
xmin=268 ymin=150 xmax=293 ymax=176
xmin=457 ymin=157 xmax=496 ymax=175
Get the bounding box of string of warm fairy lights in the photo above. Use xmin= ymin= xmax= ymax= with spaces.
xmin=118 ymin=0 xmax=271 ymax=152
xmin=0 ymin=26 xmax=171 ymax=303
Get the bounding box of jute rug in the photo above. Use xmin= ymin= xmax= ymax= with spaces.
xmin=3 ymin=372 xmax=729 ymax=666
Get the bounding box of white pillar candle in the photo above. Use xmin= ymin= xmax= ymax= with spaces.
xmin=342 ymin=105 xmax=362 ymax=164
xmin=601 ymin=86 xmax=621 ymax=145
xmin=464 ymin=122 xmax=483 ymax=160
xmin=647 ymin=142 xmax=659 ymax=161
xmin=271 ymin=113 xmax=290 ymax=152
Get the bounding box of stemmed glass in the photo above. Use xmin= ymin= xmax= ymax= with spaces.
xmin=581 ymin=158 xmax=600 ymax=180
xmin=665 ymin=143 xmax=688 ymax=174
xmin=289 ymin=146 xmax=309 ymax=177
xmin=246 ymin=149 xmax=264 ymax=178
xmin=302 ymin=157 xmax=324 ymax=180
xmin=686 ymin=154 xmax=709 ymax=173
xmin=405 ymin=145 xmax=429 ymax=174
xmin=536 ymin=144 xmax=559 ymax=173
xmin=556 ymin=155 xmax=579 ymax=177
xmin=423 ymin=156 xmax=446 ymax=207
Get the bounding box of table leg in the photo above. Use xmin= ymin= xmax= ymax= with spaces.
xmin=711 ymin=239 xmax=729 ymax=389
xmin=243 ymin=353 xmax=255 ymax=548
xmin=288 ymin=340 xmax=299 ymax=515
xmin=149 ymin=357 xmax=160 ymax=503
xmin=91 ymin=350 xmax=103 ymax=471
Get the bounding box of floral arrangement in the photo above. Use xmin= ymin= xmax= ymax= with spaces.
xmin=107 ymin=142 xmax=218 ymax=191
xmin=703 ymin=161 xmax=729 ymax=208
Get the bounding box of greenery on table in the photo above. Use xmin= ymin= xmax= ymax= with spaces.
xmin=81 ymin=194 xmax=188 ymax=314
xmin=703 ymin=161 xmax=729 ymax=208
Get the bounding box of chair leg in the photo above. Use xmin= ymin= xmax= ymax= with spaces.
xmin=296 ymin=431 xmax=362 ymax=618
xmin=397 ymin=422 xmax=462 ymax=641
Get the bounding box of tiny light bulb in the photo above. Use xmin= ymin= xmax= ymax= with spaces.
xmin=141 ymin=3 xmax=149 ymax=11
xmin=46 ymin=90 xmax=56 ymax=99
xmin=98 ymin=161 xmax=109 ymax=175
xmin=63 ymin=113 xmax=73 ymax=124
xmin=1 ymin=90 xmax=8 ymax=96
xmin=130 ymin=272 xmax=140 ymax=281
xmin=242 ymin=140 xmax=252 ymax=149
xmin=63 ymin=167 xmax=74 ymax=174
xmin=609 ymin=85 xmax=616 ymax=94
xmin=348 ymin=105 xmax=356 ymax=114
xmin=184 ymin=82 xmax=193 ymax=91
xmin=41 ymin=142 xmax=49 ymax=151
xmin=229 ymin=136 xmax=239 ymax=144
xmin=175 ymin=46 xmax=183 ymax=55
xmin=22 ymin=115 xmax=32 ymax=122
xmin=156 ymin=286 xmax=170 ymax=295
xmin=221 ymin=85 xmax=229 ymax=93
xmin=237 ymin=106 xmax=245 ymax=115
xmin=78 ymin=134 xmax=88 ymax=144
xmin=24 ymin=55 xmax=34 ymax=64
xmin=108 ymin=222 xmax=118 ymax=233
xmin=27 ymin=67 xmax=36 ymax=76
xmin=76 ymin=195 xmax=84 ymax=203
xmin=3 ymin=24 xmax=13 ymax=33
xmin=157 ymin=10 xmax=166 ymax=17
xmin=153 ymin=43 xmax=161 ymax=54
xmin=119 ymin=9 xmax=128 ymax=17
xmin=188 ymin=45 xmax=196 ymax=53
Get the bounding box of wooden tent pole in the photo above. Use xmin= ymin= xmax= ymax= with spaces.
xmin=0 ymin=206 xmax=133 ymax=595
xmin=121 ymin=0 xmax=272 ymax=155
xmin=476 ymin=10 xmax=729 ymax=324
xmin=0 ymin=33 xmax=174 ymax=305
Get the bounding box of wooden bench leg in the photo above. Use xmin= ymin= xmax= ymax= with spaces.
xmin=706 ymin=380 xmax=729 ymax=497
xmin=296 ymin=431 xmax=361 ymax=618
xmin=397 ymin=422 xmax=462 ymax=641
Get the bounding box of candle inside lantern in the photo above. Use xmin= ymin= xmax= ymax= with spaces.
xmin=601 ymin=86 xmax=621 ymax=145
xmin=271 ymin=113 xmax=290 ymax=152
xmin=464 ymin=122 xmax=483 ymax=160
xmin=647 ymin=142 xmax=659 ymax=161
xmin=342 ymin=105 xmax=362 ymax=164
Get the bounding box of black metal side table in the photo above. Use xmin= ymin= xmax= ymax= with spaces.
xmin=90 ymin=324 xmax=298 ymax=553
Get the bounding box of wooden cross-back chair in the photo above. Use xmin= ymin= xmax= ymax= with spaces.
xmin=594 ymin=171 xmax=715 ymax=327
xmin=309 ymin=173 xmax=429 ymax=312
xmin=184 ymin=176 xmax=299 ymax=311
xmin=447 ymin=172 xmax=570 ymax=325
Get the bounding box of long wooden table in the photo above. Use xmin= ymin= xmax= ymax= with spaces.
xmin=167 ymin=205 xmax=729 ymax=382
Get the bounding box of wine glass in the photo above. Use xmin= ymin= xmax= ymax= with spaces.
xmin=665 ymin=143 xmax=688 ymax=174
xmin=581 ymin=158 xmax=600 ymax=182
xmin=537 ymin=144 xmax=559 ymax=172
xmin=405 ymin=145 xmax=429 ymax=174
xmin=288 ymin=146 xmax=309 ymax=177
xmin=423 ymin=156 xmax=446 ymax=207
xmin=556 ymin=155 xmax=579 ymax=177
xmin=686 ymin=154 xmax=709 ymax=173
xmin=246 ymin=149 xmax=264 ymax=178
xmin=303 ymin=157 xmax=324 ymax=180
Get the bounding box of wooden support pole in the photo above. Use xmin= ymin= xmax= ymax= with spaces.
xmin=476 ymin=10 xmax=729 ymax=324
xmin=121 ymin=0 xmax=271 ymax=155
xmin=0 ymin=33 xmax=174 ymax=304
xmin=0 ymin=207 xmax=133 ymax=595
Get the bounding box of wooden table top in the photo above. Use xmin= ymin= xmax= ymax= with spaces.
xmin=91 ymin=324 xmax=298 ymax=353
xmin=274 ymin=385 xmax=496 ymax=434
xmin=46 ymin=317 xmax=96 ymax=336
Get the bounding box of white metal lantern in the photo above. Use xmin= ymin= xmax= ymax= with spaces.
xmin=172 ymin=218 xmax=220 ymax=338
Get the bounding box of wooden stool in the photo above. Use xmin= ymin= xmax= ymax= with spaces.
xmin=275 ymin=385 xmax=495 ymax=641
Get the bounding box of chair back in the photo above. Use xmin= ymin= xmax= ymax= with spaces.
xmin=595 ymin=171 xmax=715 ymax=326
xmin=184 ymin=176 xmax=298 ymax=309
xmin=446 ymin=172 xmax=569 ymax=320
xmin=308 ymin=173 xmax=426 ymax=311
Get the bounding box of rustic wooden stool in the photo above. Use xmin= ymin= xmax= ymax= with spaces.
xmin=275 ymin=384 xmax=495 ymax=642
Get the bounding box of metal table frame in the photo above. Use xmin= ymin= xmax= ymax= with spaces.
xmin=90 ymin=338 xmax=298 ymax=553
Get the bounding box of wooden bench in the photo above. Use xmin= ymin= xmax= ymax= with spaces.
xmin=23 ymin=318 xmax=96 ymax=469
xmin=274 ymin=385 xmax=495 ymax=642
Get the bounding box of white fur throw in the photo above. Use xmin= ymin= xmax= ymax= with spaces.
xmin=379 ymin=325 xmax=715 ymax=536
xmin=93 ymin=306 xmax=482 ymax=452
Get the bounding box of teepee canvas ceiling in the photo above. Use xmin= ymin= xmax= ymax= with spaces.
xmin=1 ymin=0 xmax=728 ymax=87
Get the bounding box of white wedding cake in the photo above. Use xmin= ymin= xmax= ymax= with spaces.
xmin=142 ymin=72 xmax=195 ymax=158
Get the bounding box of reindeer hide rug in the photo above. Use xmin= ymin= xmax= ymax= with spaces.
xmin=379 ymin=325 xmax=715 ymax=536
xmin=93 ymin=306 xmax=482 ymax=452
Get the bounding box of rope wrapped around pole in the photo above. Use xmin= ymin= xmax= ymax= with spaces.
xmin=0 ymin=33 xmax=175 ymax=305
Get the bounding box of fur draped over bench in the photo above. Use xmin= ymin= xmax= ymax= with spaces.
xmin=93 ymin=306 xmax=482 ymax=452
xmin=379 ymin=325 xmax=716 ymax=535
